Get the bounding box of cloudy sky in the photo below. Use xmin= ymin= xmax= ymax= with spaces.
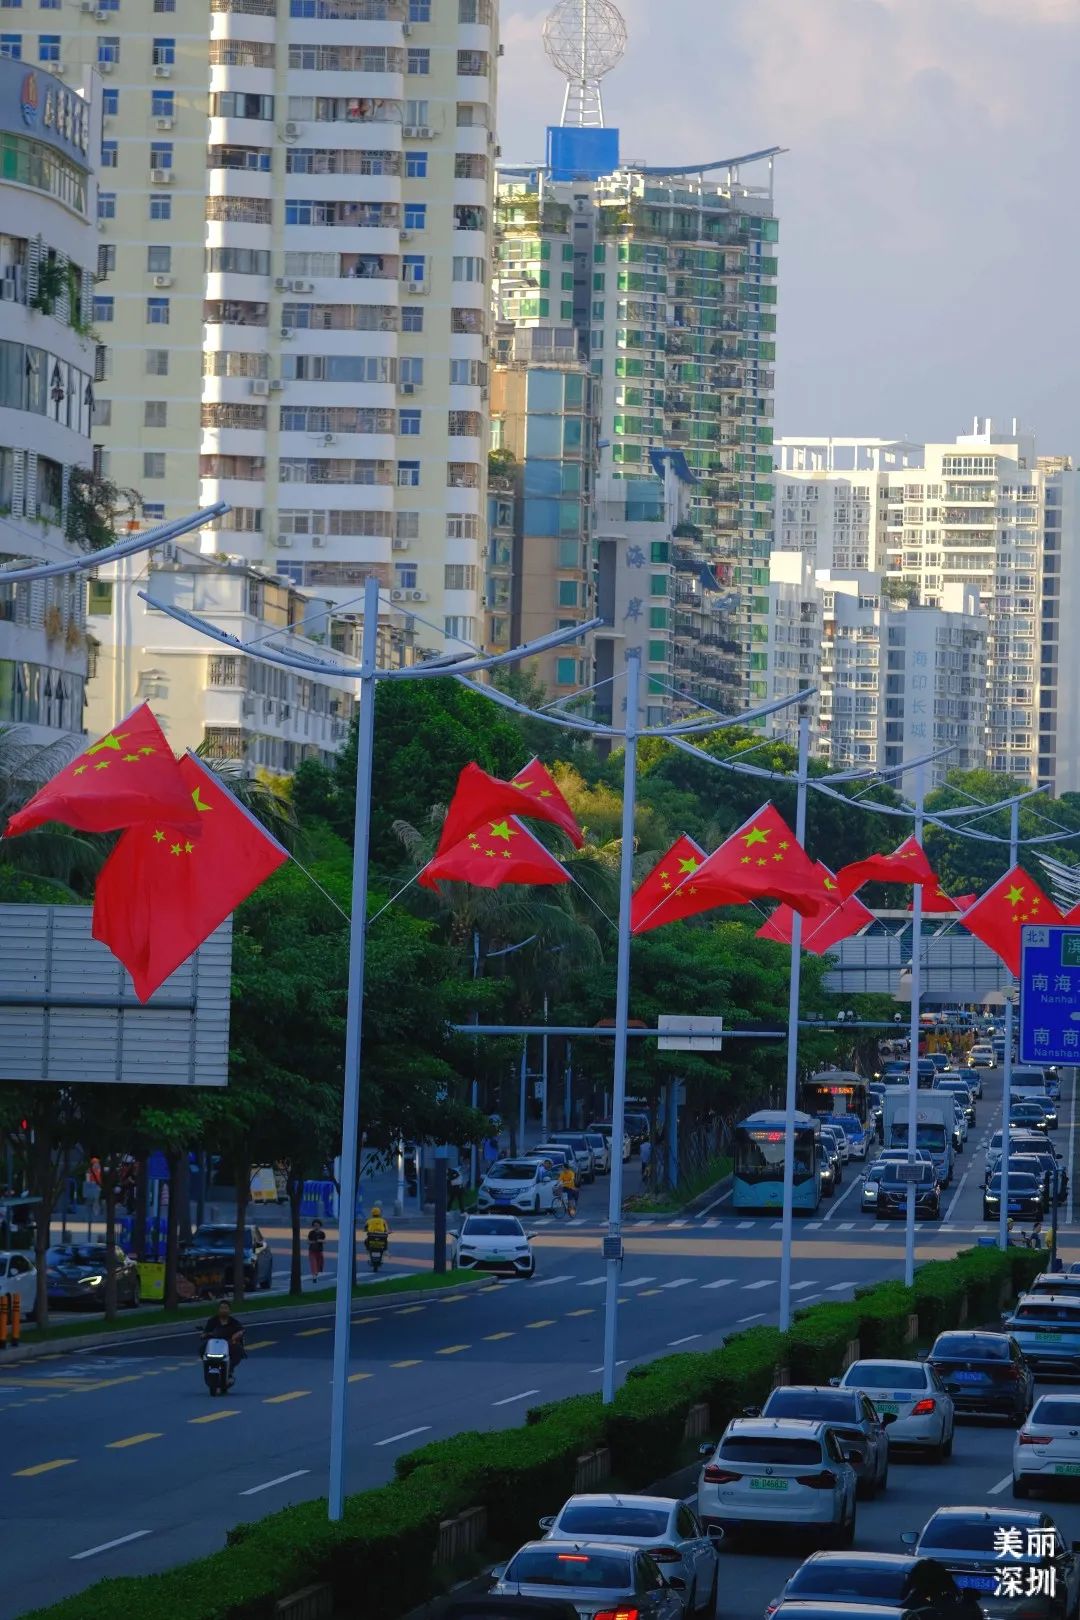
xmin=497 ymin=0 xmax=1080 ymax=456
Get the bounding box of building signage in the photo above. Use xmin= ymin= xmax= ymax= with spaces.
xmin=0 ymin=58 xmax=92 ymax=167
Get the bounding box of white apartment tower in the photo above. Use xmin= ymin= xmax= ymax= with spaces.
xmin=15 ymin=0 xmax=498 ymax=750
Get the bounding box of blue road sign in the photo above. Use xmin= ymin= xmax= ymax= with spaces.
xmin=1019 ymin=926 xmax=1080 ymax=1064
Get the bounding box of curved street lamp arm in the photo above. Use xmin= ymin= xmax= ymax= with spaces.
xmin=0 ymin=503 xmax=230 ymax=582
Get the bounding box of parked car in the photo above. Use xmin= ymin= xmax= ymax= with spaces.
xmin=583 ymin=1132 xmax=611 ymax=1174
xmin=455 ymin=1214 xmax=535 ymax=1279
xmin=478 ymin=1159 xmax=558 ymax=1216
xmin=0 ymin=1250 xmax=37 ymax=1318
xmin=524 ymin=1145 xmax=578 ymax=1186
xmin=178 ymin=1223 xmax=273 ymax=1292
xmin=442 ymin=1599 xmax=579 ymax=1620
xmin=697 ymin=1418 xmax=857 ymax=1542
xmin=46 ymin=1243 xmax=141 ymax=1310
xmin=927 ymin=1330 xmax=1034 ymax=1422
xmin=547 ymin=1133 xmax=596 ymax=1184
xmin=836 ymin=1359 xmax=955 ymax=1459
xmin=1013 ymin=1393 xmax=1080 ymax=1498
xmin=490 ymin=1542 xmax=686 ymax=1620
xmin=1001 ymin=1298 xmax=1080 ymax=1378
xmin=538 ymin=1493 xmax=720 ymax=1616
xmin=588 ymin=1121 xmax=632 ymax=1162
xmin=1027 ymin=1274 xmax=1080 ymax=1302
xmin=764 ymin=1554 xmax=986 ymax=1620
xmin=753 ymin=1385 xmax=891 ymax=1499
xmin=900 ymin=1508 xmax=1080 ymax=1620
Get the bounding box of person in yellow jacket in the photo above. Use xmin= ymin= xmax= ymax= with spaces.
xmin=364 ymin=1205 xmax=390 ymax=1249
xmin=557 ymin=1162 xmax=578 ymax=1216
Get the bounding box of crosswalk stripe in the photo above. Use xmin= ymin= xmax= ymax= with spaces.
xmin=770 ymin=1221 xmax=784 ymax=1230
xmin=838 ymin=1222 xmax=855 ymax=1231
xmin=806 ymin=1221 xmax=823 ymax=1230
xmin=737 ymin=1221 xmax=754 ymax=1229
xmin=668 ymin=1220 xmax=688 ymax=1229
xmin=623 ymin=1276 xmax=657 ymax=1287
xmin=531 ymin=1275 xmax=574 ymax=1287
xmin=704 ymin=1218 xmax=720 ymax=1228
xmin=790 ymin=1281 xmax=816 ymax=1292
xmin=743 ymin=1279 xmax=772 ymax=1291
xmin=578 ymin=1276 xmax=606 ymax=1287
xmin=826 ymin=1282 xmax=857 ymax=1292
xmin=660 ymin=1278 xmax=694 ymax=1290
xmin=702 ymin=1278 xmax=734 ymax=1289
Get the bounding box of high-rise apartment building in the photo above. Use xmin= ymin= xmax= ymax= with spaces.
xmin=771 ymin=422 xmax=1080 ymax=788
xmin=29 ymin=0 xmax=498 ymax=763
xmin=0 ymin=59 xmax=101 ymax=744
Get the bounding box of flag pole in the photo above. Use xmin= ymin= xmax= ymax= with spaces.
xmin=328 ymin=574 xmax=380 ymax=1521
xmin=778 ymin=714 xmax=810 ymax=1334
xmin=904 ymin=766 xmax=926 ymax=1288
xmin=1000 ymin=800 xmax=1020 ymax=1252
xmin=602 ymin=649 xmax=640 ymax=1404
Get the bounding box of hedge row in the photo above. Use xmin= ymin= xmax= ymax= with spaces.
xmin=25 ymin=1244 xmax=1043 ymax=1620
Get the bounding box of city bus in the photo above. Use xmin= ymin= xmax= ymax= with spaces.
xmin=732 ymin=1110 xmax=821 ymax=1214
xmin=799 ymin=1071 xmax=871 ymax=1160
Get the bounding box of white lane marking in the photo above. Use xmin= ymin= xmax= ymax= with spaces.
xmin=72 ymin=1532 xmax=150 ymax=1561
xmin=668 ymin=1220 xmax=689 ymax=1229
xmin=623 ymin=1276 xmax=657 ymax=1287
xmin=668 ymin=1334 xmax=702 ymax=1346
xmin=738 ymin=1313 xmax=765 ymax=1323
xmin=531 ymin=1275 xmax=574 ymax=1287
xmin=590 ymin=1360 xmax=627 ymax=1373
xmin=826 ymin=1282 xmax=857 ymax=1291
xmin=374 ymin=1426 xmax=431 ymax=1447
xmin=838 ymin=1222 xmax=855 ymax=1231
xmin=806 ymin=1221 xmax=823 ymax=1230
xmin=743 ymin=1279 xmax=772 ymax=1291
xmin=240 ymin=1470 xmax=310 ymax=1497
xmin=943 ymin=1150 xmax=978 ymax=1223
xmin=703 ymin=1218 xmax=721 ymax=1228
xmin=988 ymin=1473 xmax=1013 ymax=1496
xmin=660 ymin=1278 xmax=695 ymax=1290
xmin=737 ymin=1221 xmax=754 ymax=1229
xmin=702 ymin=1279 xmax=734 ymax=1290
xmin=790 ymin=1281 xmax=816 ymax=1292
xmin=770 ymin=1221 xmax=784 ymax=1230
xmin=578 ymin=1276 xmax=606 ymax=1287
xmin=493 ymin=1389 xmax=540 ymax=1407
xmin=873 ymin=1224 xmax=890 ymax=1232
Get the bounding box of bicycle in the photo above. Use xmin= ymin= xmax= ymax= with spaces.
xmin=551 ymin=1185 xmax=577 ymax=1219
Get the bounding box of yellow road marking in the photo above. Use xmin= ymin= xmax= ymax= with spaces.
xmin=639 ymin=1289 xmax=662 ymax=1297
xmin=484 ymin=1331 xmax=513 ymax=1341
xmin=264 ymin=1390 xmax=310 ymax=1404
xmin=107 ymin=1432 xmax=162 ymax=1450
xmin=526 ymin=1319 xmax=556 ymax=1329
xmin=296 ymin=1327 xmax=331 ymax=1338
xmin=566 ymin=1308 xmax=594 ymax=1317
xmin=14 ymin=1458 xmax=77 ymax=1477
xmin=437 ymin=1294 xmax=467 ymax=1303
xmin=348 ymin=1371 xmax=373 ymax=1384
xmin=391 ymin=1359 xmax=421 ymax=1368
xmin=0 ymin=1377 xmax=94 ymax=1389
xmin=436 ymin=1344 xmax=469 ymax=1356
xmin=189 ymin=1410 xmax=240 ymax=1424
xmin=352 ymin=1316 xmax=377 ymax=1325
xmin=395 ymin=1306 xmax=425 ymax=1316
xmin=246 ymin=1339 xmax=276 ymax=1349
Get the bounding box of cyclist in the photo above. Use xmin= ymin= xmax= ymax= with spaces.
xmin=557 ymin=1160 xmax=578 ymax=1217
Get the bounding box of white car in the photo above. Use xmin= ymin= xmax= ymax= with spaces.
xmin=968 ymin=1044 xmax=995 ymax=1068
xmin=454 ymin=1214 xmax=535 ymax=1279
xmin=0 ymin=1251 xmax=37 ymax=1318
xmin=837 ymin=1358 xmax=955 ymax=1459
xmin=584 ymin=1131 xmax=611 ymax=1174
xmin=478 ymin=1159 xmax=557 ymax=1215
xmin=538 ymin=1493 xmax=720 ymax=1615
xmin=1013 ymin=1393 xmax=1080 ymax=1498
xmin=697 ymin=1419 xmax=857 ymax=1541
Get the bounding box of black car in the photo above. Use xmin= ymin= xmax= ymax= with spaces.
xmin=178 ymin=1223 xmax=273 ymax=1291
xmin=984 ymin=1172 xmax=1044 ymax=1224
xmin=874 ymin=1163 xmax=942 ymax=1222
xmin=446 ymin=1600 xmax=580 ymax=1620
xmin=46 ymin=1244 xmax=141 ymax=1310
xmin=765 ymin=1553 xmax=985 ymax=1620
xmin=772 ymin=1605 xmax=951 ymax=1620
xmin=900 ymin=1508 xmax=1080 ymax=1620
xmin=926 ymin=1331 xmax=1034 ymax=1423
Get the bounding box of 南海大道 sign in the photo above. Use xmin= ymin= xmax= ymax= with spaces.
xmin=1019 ymin=926 xmax=1080 ymax=1065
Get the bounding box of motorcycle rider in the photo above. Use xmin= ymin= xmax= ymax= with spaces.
xmin=202 ymin=1298 xmax=245 ymax=1383
xmin=364 ymin=1204 xmax=390 ymax=1255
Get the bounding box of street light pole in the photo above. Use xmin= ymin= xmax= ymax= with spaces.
xmin=601 ymin=650 xmax=640 ymax=1404
xmin=904 ymin=766 xmax=926 ymax=1289
xmin=327 ymin=574 xmax=380 ymax=1522
xmin=778 ymin=715 xmax=810 ymax=1334
xmin=1000 ymin=800 xmax=1020 ymax=1252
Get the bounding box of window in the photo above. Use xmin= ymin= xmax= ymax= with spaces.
xmin=144 ymin=400 xmax=167 ymax=427
xmin=558 ymin=539 xmax=580 ymax=568
xmin=152 ymin=37 xmax=175 ymax=65
xmin=101 ymin=140 xmax=118 ymax=168
xmin=153 ymin=0 xmax=177 ymax=10
xmin=150 ymin=140 xmax=173 ymax=170
xmin=0 ymin=1 xmax=20 ymax=7
xmin=396 ymin=510 xmax=419 ymax=539
xmin=406 ymin=47 xmax=429 ymax=74
xmin=206 ymin=247 xmax=271 ymax=275
xmin=146 ymin=349 xmax=169 ymax=375
xmin=403 ymin=201 xmax=426 ymax=230
xmin=401 ymin=306 xmax=423 ymax=332
xmin=400 ymin=356 xmax=423 ymax=385
xmin=405 ymin=151 xmax=427 ymax=179
xmin=37 ymin=32 xmax=58 ymax=59
xmin=444 ymin=615 xmax=476 ymax=644
xmin=98 ymin=191 xmax=116 ymax=220
xmin=648 ymin=640 xmax=667 ymax=662
xmin=401 ymin=253 xmax=426 ymax=284
xmin=103 ymin=88 xmax=119 ymax=115
xmin=403 ymin=97 xmax=429 ymax=126
xmin=0 ymin=34 xmax=20 ymax=57
xmin=397 ymin=460 xmax=420 ymax=487
xmin=649 ymin=607 xmax=668 ymax=629
xmin=444 ymin=564 xmax=477 ymax=591
xmin=151 ymin=89 xmax=174 ymax=116
xmin=96 ymin=0 xmax=118 ymax=7
xmin=98 ymin=243 xmax=116 ymax=276
xmin=399 ymin=409 xmax=421 ymax=436
xmin=146 ymin=296 xmax=170 ymax=325
xmin=147 ymin=245 xmax=172 ymax=273
xmin=395 ymin=562 xmax=418 ymax=589
xmin=98 ymin=35 xmax=119 ymax=63
xmin=557 ymin=580 xmax=578 ymax=607
xmin=556 ymin=657 xmax=576 ymax=686
xmin=93 ymin=295 xmax=114 ymax=323
xmin=149 ymin=195 xmax=172 ymax=220
xmin=213 ymin=90 xmax=273 ymax=119
xmin=143 ymin=452 xmax=166 ymax=479
xmin=408 ymin=0 xmax=430 ymax=17
xmin=452 ymin=255 xmax=485 ymax=281
xmin=40 ymin=0 xmax=61 ymax=8
xmin=446 ymin=514 xmax=479 ymax=539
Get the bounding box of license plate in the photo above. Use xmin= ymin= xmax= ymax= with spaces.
xmin=953 ymin=1370 xmax=987 ymax=1383
xmin=1054 ymin=1464 xmax=1080 ymax=1475
xmin=1008 ymin=1202 xmax=1022 ymax=1212
xmin=749 ymin=1477 xmax=789 ymax=1491
xmin=875 ymin=1403 xmax=900 ymax=1415
xmin=1037 ymin=1333 xmax=1064 ymax=1343
xmin=954 ymin=1576 xmax=996 ymax=1593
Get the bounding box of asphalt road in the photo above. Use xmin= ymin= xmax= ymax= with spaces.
xmin=3 ymin=1060 xmax=1076 ymax=1619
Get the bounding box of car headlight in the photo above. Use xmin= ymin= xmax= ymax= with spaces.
xmin=81 ymin=1274 xmax=105 ymax=1287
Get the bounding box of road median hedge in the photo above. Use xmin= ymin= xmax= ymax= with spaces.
xmin=23 ymin=1244 xmax=1043 ymax=1620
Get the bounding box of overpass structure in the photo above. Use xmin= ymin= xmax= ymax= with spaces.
xmin=820 ymin=909 xmax=1011 ymax=1004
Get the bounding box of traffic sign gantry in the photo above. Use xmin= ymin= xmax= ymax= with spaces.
xmin=656 ymin=1015 xmax=723 ymax=1052
xmin=1019 ymin=925 xmax=1080 ymax=1065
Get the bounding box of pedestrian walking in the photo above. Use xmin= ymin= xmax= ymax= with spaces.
xmin=307 ymin=1217 xmax=326 ymax=1281
xmin=482 ymin=1135 xmax=499 ymax=1173
xmin=639 ymin=1138 xmax=653 ymax=1188
xmin=448 ymin=1163 xmax=467 ymax=1213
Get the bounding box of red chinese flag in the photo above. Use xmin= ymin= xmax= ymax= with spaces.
xmin=630 ymin=834 xmax=708 ymax=935
xmin=955 ymin=894 xmax=977 ymax=911
xmin=757 ymin=862 xmax=872 ymax=952
xmin=419 ymin=815 xmax=569 ymax=891
xmin=835 ymin=835 xmax=939 ymax=899
xmin=909 ymin=881 xmax=959 ymax=914
xmin=690 ymin=803 xmax=826 ymax=918
xmin=92 ymin=753 xmax=287 ymax=1002
xmin=436 ymin=758 xmax=583 ymax=855
xmin=4 ymin=703 xmax=197 ymax=839
xmin=959 ymin=865 xmax=1063 ymax=977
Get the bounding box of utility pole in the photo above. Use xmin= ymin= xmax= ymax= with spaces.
xmin=904 ymin=766 xmax=926 ymax=1289
xmin=778 ymin=715 xmax=810 ymax=1333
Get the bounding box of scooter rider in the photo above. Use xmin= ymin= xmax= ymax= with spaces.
xmin=364 ymin=1204 xmax=390 ymax=1251
xmin=202 ymin=1298 xmax=245 ymax=1379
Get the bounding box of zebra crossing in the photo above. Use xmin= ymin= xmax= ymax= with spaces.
xmin=542 ymin=1214 xmax=1035 ymax=1236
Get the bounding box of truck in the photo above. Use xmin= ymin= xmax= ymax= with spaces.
xmin=881 ymin=1090 xmax=955 ymax=1186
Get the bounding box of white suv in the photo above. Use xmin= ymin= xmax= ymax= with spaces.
xmin=478 ymin=1159 xmax=557 ymax=1215
xmin=968 ymin=1044 xmax=995 ymax=1068
xmin=697 ymin=1419 xmax=857 ymax=1541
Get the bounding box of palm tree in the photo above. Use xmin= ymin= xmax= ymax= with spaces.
xmin=0 ymin=725 xmax=103 ymax=893
xmin=193 ymin=750 xmax=298 ymax=850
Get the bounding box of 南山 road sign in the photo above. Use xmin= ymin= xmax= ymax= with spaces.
xmin=1019 ymin=926 xmax=1080 ymax=1065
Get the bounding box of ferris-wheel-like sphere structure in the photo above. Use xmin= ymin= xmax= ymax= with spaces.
xmin=542 ymin=0 xmax=627 ymax=127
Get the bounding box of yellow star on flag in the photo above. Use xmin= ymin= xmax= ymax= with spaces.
xmin=183 ymin=842 xmax=194 ymax=854
xmin=86 ymin=731 xmax=128 ymax=756
xmin=661 ymin=880 xmax=672 ymax=891
xmin=191 ymin=786 xmax=212 ymax=812
xmin=1006 ymin=885 xmax=1025 ymax=906
xmin=489 ymin=820 xmax=515 ymax=841
xmin=170 ymin=843 xmax=182 ymax=856
xmin=511 ymin=778 xmax=530 ymax=791
xmin=93 ymin=761 xmax=110 ymax=771
xmin=779 ymin=841 xmax=790 ymax=851
xmin=73 ymin=764 xmax=87 ymax=776
xmin=756 ymin=857 xmax=767 ymax=867
xmin=122 ymin=754 xmax=140 ymax=763
xmin=485 ymin=848 xmax=496 ymax=857
xmin=743 ymin=825 xmax=770 ymax=847
xmin=824 ymin=876 xmax=837 ymax=891
xmin=677 ymin=856 xmax=699 ymax=874
xmin=152 ymin=830 xmax=165 ymax=843
xmin=138 ymin=746 xmax=155 ymax=756
xmin=539 ymin=789 xmax=553 ymax=798
xmin=740 ymin=855 xmax=752 ymax=865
